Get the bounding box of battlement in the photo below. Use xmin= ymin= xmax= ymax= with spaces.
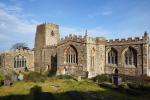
xmin=107 ymin=37 xmax=143 ymax=43
xmin=3 ymin=49 xmax=34 ymax=54
xmin=59 ymin=34 xmax=106 ymax=44
xmin=15 ymin=49 xmax=34 ymax=54
xmin=59 ymin=34 xmax=86 ymax=44
xmin=37 ymin=22 xmax=59 ymax=29
xmin=107 ymin=32 xmax=149 ymax=45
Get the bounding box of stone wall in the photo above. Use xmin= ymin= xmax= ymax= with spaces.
xmin=0 ymin=49 xmax=34 ymax=73
xmin=1 ymin=22 xmax=149 ymax=78
xmin=56 ymin=35 xmax=106 ymax=77
xmin=34 ymin=23 xmax=60 ymax=72
xmin=85 ymin=37 xmax=106 ymax=77
xmin=57 ymin=36 xmax=86 ymax=76
xmin=34 ymin=22 xmax=150 ymax=77
xmin=105 ymin=32 xmax=149 ymax=76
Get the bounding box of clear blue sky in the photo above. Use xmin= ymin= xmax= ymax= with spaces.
xmin=0 ymin=0 xmax=150 ymax=51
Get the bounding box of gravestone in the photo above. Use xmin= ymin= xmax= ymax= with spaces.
xmin=118 ymin=77 xmax=122 ymax=85
xmin=112 ymin=75 xmax=122 ymax=86
xmin=18 ymin=73 xmax=24 ymax=81
xmin=81 ymin=71 xmax=89 ymax=78
xmin=78 ymin=76 xmax=81 ymax=81
xmin=4 ymin=80 xmax=12 ymax=86
xmin=11 ymin=74 xmax=18 ymax=82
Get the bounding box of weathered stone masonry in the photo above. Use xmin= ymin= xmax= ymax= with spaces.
xmin=105 ymin=32 xmax=149 ymax=76
xmin=34 ymin=23 xmax=150 ymax=77
xmin=0 ymin=22 xmax=149 ymax=77
xmin=0 ymin=49 xmax=34 ymax=73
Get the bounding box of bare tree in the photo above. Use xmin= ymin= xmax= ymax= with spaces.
xmin=11 ymin=43 xmax=30 ymax=50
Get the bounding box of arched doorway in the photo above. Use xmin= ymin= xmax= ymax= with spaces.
xmin=49 ymin=54 xmax=57 ymax=76
xmin=114 ymin=68 xmax=118 ymax=75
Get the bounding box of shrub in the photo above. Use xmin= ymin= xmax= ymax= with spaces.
xmin=99 ymin=83 xmax=115 ymax=89
xmin=100 ymin=83 xmax=143 ymax=95
xmin=0 ymin=72 xmax=5 ymax=86
xmin=56 ymin=75 xmax=74 ymax=79
xmin=0 ymin=80 xmax=4 ymax=86
xmin=92 ymin=74 xmax=110 ymax=83
xmin=127 ymin=83 xmax=138 ymax=89
xmin=125 ymin=88 xmax=142 ymax=96
xmin=0 ymin=72 xmax=5 ymax=80
xmin=127 ymin=83 xmax=150 ymax=92
xmin=117 ymin=84 xmax=129 ymax=92
xmin=24 ymin=67 xmax=29 ymax=72
xmin=25 ymin=72 xmax=47 ymax=82
xmin=5 ymin=75 xmax=11 ymax=80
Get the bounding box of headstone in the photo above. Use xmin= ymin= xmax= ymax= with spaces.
xmin=23 ymin=74 xmax=29 ymax=82
xmin=118 ymin=77 xmax=122 ymax=85
xmin=11 ymin=74 xmax=18 ymax=82
xmin=112 ymin=75 xmax=122 ymax=86
xmin=114 ymin=75 xmax=118 ymax=86
xmin=82 ymin=71 xmax=89 ymax=78
xmin=18 ymin=73 xmax=24 ymax=81
xmin=4 ymin=80 xmax=12 ymax=86
xmin=78 ymin=76 xmax=81 ymax=81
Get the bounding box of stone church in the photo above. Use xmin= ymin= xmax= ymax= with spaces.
xmin=0 ymin=22 xmax=150 ymax=77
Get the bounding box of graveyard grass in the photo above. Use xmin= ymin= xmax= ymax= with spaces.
xmin=0 ymin=78 xmax=150 ymax=100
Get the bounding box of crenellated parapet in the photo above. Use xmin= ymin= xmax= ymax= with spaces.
xmin=4 ymin=49 xmax=34 ymax=54
xmin=59 ymin=34 xmax=86 ymax=44
xmin=106 ymin=32 xmax=149 ymax=45
xmin=37 ymin=22 xmax=59 ymax=29
xmin=107 ymin=37 xmax=142 ymax=43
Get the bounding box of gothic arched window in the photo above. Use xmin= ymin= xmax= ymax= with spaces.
xmin=64 ymin=45 xmax=77 ymax=64
xmin=14 ymin=55 xmax=27 ymax=68
xmin=108 ymin=48 xmax=117 ymax=64
xmin=125 ymin=47 xmax=137 ymax=66
xmin=90 ymin=48 xmax=95 ymax=71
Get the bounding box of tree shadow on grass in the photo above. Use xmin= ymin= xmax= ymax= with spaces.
xmin=0 ymin=85 xmax=150 ymax=100
xmin=0 ymin=85 xmax=55 ymax=100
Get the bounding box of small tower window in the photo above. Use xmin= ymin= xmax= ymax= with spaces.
xmin=51 ymin=30 xmax=54 ymax=36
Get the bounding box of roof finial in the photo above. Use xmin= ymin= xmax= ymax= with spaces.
xmin=85 ymin=29 xmax=88 ymax=37
xmin=144 ymin=31 xmax=148 ymax=37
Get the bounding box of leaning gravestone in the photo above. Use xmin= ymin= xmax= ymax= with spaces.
xmin=11 ymin=74 xmax=18 ymax=82
xmin=18 ymin=73 xmax=24 ymax=81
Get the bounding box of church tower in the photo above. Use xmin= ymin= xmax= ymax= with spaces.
xmin=34 ymin=23 xmax=60 ymax=72
xmin=35 ymin=22 xmax=60 ymax=48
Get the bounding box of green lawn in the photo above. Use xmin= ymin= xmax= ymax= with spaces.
xmin=0 ymin=78 xmax=150 ymax=100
